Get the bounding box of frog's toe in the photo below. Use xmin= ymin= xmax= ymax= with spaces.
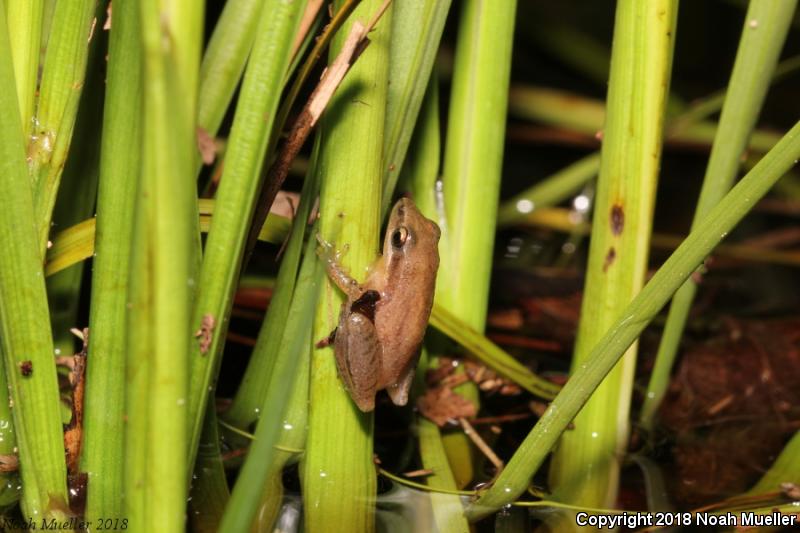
xmin=386 ymin=364 xmax=416 ymax=407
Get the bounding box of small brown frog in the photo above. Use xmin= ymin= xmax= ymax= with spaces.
xmin=318 ymin=198 xmax=441 ymax=412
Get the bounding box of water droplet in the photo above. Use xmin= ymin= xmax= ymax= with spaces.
xmin=516 ymin=199 xmax=534 ymax=214
xmin=573 ymin=194 xmax=590 ymax=213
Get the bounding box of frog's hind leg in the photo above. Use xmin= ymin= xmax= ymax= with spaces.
xmin=386 ymin=357 xmax=418 ymax=407
xmin=335 ymin=311 xmax=381 ymax=412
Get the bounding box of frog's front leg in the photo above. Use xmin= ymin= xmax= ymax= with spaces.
xmin=316 ymin=234 xmax=362 ymax=299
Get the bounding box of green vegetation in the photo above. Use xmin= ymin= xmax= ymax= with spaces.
xmin=0 ymin=1 xmax=798 ymax=531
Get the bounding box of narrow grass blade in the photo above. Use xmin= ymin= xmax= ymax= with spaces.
xmin=547 ymin=0 xmax=678 ymax=520
xmin=467 ymin=120 xmax=800 ymax=520
xmin=82 ymin=0 xmax=142 ymax=524
xmin=0 ymin=7 xmax=68 ymax=517
xmin=186 ymin=0 xmax=305 ymax=468
xmin=381 ymin=0 xmax=452 ymax=211
xmin=44 ymin=204 xmax=291 ymax=278
xmin=430 ymin=305 xmax=560 ymax=400
xmin=197 ymin=0 xmax=263 ymax=137
xmin=29 ymin=0 xmax=97 ymax=252
xmin=47 ymin=25 xmax=104 ymax=355
xmin=303 ymin=2 xmax=392 ymax=530
xmin=640 ymin=0 xmax=798 ymax=430
xmin=747 ymin=430 xmax=800 ymax=496
xmin=6 ymin=0 xmax=43 ymax=138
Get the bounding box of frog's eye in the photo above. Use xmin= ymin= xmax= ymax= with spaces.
xmin=391 ymin=227 xmax=409 ymax=249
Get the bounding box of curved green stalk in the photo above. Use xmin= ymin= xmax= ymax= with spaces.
xmin=0 ymin=6 xmax=68 ymax=517
xmin=640 ymin=0 xmax=798 ymax=430
xmin=466 ymin=119 xmax=800 ymax=520
xmin=302 ymin=2 xmax=391 ymax=531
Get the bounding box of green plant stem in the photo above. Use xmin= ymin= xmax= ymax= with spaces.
xmin=416 ymin=351 xmax=470 ymax=533
xmin=547 ymin=1 xmax=677 ymax=523
xmin=5 ymin=0 xmax=43 ymax=138
xmin=640 ymin=0 xmax=798 ymax=431
xmin=405 ymin=80 xmax=469 ymax=533
xmin=0 ymin=6 xmax=68 ymax=517
xmin=497 ymin=52 xmax=800 ymax=227
xmin=188 ymin=405 xmax=230 ymax=533
xmin=124 ymin=1 xmax=203 ymax=530
xmin=436 ymin=0 xmax=516 ymax=492
xmin=248 ymin=327 xmax=311 ymax=532
xmin=381 ymin=0 xmax=452 ymax=211
xmin=44 ymin=203 xmax=291 ymax=278
xmin=29 ymin=0 xmax=96 ymax=253
xmin=186 ymin=0 xmax=304 ymax=470
xmin=47 ymin=12 xmax=104 ymax=356
xmin=224 ymin=141 xmax=320 ymax=431
xmin=220 ymin=233 xmax=321 ymax=532
xmin=747 ymin=431 xmax=800 ymax=495
xmin=197 ymin=0 xmax=263 ymax=137
xmin=302 ymin=2 xmax=391 ymax=531
xmin=82 ymin=0 xmax=142 ymax=525
xmin=466 ymin=119 xmax=800 ymax=520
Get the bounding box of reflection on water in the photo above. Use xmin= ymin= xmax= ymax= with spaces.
xmin=270 ymin=481 xmax=472 ymax=533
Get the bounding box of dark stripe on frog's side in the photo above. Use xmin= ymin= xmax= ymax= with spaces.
xmin=351 ymin=290 xmax=381 ymax=322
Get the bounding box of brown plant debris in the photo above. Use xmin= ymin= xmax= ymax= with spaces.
xmin=459 ymin=417 xmax=503 ymax=472
xmin=196 ymin=127 xmax=217 ymax=165
xmin=659 ymin=318 xmax=800 ymax=505
xmin=64 ymin=328 xmax=88 ymax=478
xmin=18 ymin=360 xmax=33 ymax=377
xmin=243 ymin=2 xmax=391 ymax=264
xmin=464 ymin=360 xmax=522 ymax=396
xmin=781 ymin=482 xmax=800 ymax=500
xmin=417 ymin=385 xmax=477 ymax=427
xmin=194 ymin=314 xmax=217 ymax=355
xmin=0 ymin=454 xmax=18 ymax=472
